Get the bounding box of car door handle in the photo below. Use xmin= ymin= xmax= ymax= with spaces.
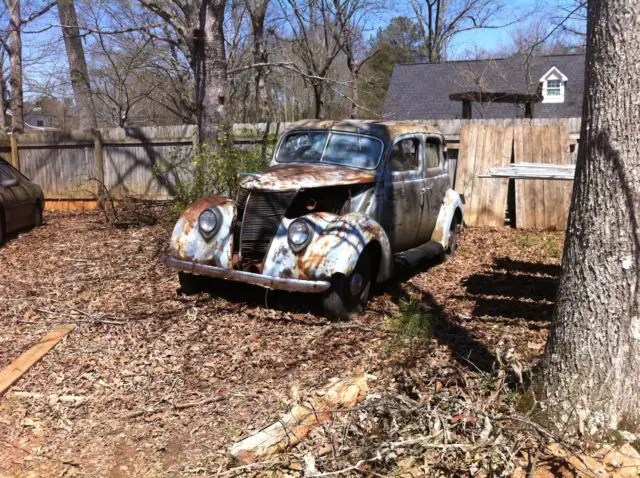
xmin=421 ymin=187 xmax=430 ymax=193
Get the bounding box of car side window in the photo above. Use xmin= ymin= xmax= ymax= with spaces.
xmin=425 ymin=139 xmax=441 ymax=169
xmin=389 ymin=138 xmax=420 ymax=172
xmin=0 ymin=163 xmax=15 ymax=181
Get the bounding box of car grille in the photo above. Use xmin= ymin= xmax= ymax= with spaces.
xmin=234 ymin=187 xmax=251 ymax=253
xmin=240 ymin=191 xmax=296 ymax=268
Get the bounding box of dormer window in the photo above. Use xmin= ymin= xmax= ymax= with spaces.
xmin=540 ymin=67 xmax=568 ymax=103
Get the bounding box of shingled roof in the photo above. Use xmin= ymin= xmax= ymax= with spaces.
xmin=383 ymin=53 xmax=585 ymax=119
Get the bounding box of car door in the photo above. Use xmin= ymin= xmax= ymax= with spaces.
xmin=416 ymin=135 xmax=450 ymax=243
xmin=371 ymin=135 xmax=426 ymax=252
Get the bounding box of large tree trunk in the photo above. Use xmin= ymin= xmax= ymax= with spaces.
xmin=247 ymin=0 xmax=268 ymax=122
xmin=540 ymin=0 xmax=640 ymax=437
xmin=194 ymin=0 xmax=229 ymax=145
xmin=58 ymin=0 xmax=98 ymax=129
xmin=8 ymin=0 xmax=23 ymax=133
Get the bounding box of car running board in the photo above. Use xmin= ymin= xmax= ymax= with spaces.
xmin=393 ymin=241 xmax=444 ymax=269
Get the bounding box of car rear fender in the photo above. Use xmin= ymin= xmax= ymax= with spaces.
xmin=263 ymin=212 xmax=393 ymax=282
xmin=430 ymin=189 xmax=464 ymax=249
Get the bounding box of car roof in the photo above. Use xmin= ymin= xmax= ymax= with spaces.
xmin=282 ymin=119 xmax=444 ymax=143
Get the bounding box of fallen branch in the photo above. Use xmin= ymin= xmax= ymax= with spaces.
xmin=229 ymin=371 xmax=372 ymax=465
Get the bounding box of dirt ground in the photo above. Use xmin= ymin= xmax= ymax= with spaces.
xmin=0 ymin=212 xmax=565 ymax=476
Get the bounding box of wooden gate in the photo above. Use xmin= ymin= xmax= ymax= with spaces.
xmin=456 ymin=122 xmax=513 ymax=227
xmin=455 ymin=121 xmax=574 ymax=230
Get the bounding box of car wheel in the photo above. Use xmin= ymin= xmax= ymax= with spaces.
xmin=33 ymin=203 xmax=43 ymax=227
xmin=178 ymin=272 xmax=207 ymax=295
xmin=445 ymin=217 xmax=460 ymax=257
xmin=322 ymin=250 xmax=372 ymax=320
xmin=0 ymin=210 xmax=4 ymax=245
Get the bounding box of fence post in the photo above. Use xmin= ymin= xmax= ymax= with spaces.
xmin=93 ymin=130 xmax=105 ymax=204
xmin=9 ymin=134 xmax=19 ymax=170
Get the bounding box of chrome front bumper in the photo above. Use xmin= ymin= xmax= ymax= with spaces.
xmin=160 ymin=256 xmax=332 ymax=293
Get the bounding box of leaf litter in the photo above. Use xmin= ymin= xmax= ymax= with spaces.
xmin=0 ymin=212 xmax=636 ymax=476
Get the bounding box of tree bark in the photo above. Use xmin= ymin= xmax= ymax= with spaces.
xmin=347 ymin=57 xmax=358 ymax=118
xmin=312 ymin=82 xmax=323 ymax=119
xmin=193 ymin=0 xmax=229 ymax=145
xmin=0 ymin=52 xmax=7 ymax=131
xmin=58 ymin=0 xmax=98 ymax=129
xmin=7 ymin=0 xmax=23 ymax=133
xmin=540 ymin=0 xmax=640 ymax=437
xmin=247 ymin=0 xmax=268 ymax=122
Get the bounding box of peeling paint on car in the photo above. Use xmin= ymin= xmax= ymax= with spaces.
xmin=170 ymin=196 xmax=236 ymax=268
xmin=263 ymin=212 xmax=393 ymax=283
xmin=431 ymin=189 xmax=464 ymax=249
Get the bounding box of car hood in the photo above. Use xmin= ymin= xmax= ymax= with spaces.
xmin=240 ymin=163 xmax=376 ymax=192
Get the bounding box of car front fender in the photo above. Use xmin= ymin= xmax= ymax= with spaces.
xmin=169 ymin=196 xmax=236 ymax=268
xmin=430 ymin=189 xmax=464 ymax=249
xmin=263 ymin=212 xmax=393 ymax=283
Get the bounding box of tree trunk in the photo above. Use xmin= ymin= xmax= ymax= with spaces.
xmin=312 ymin=82 xmax=323 ymax=119
xmin=347 ymin=57 xmax=358 ymax=119
xmin=0 ymin=53 xmax=7 ymax=131
xmin=247 ymin=0 xmax=268 ymax=122
xmin=8 ymin=0 xmax=23 ymax=133
xmin=540 ymin=0 xmax=640 ymax=437
xmin=194 ymin=0 xmax=229 ymax=145
xmin=58 ymin=0 xmax=98 ymax=129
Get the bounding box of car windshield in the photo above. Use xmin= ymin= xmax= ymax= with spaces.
xmin=275 ymin=131 xmax=383 ymax=169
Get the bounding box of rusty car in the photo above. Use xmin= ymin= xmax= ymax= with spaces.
xmin=0 ymin=158 xmax=44 ymax=245
xmin=161 ymin=120 xmax=464 ymax=319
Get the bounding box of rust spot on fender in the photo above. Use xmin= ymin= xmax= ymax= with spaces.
xmin=183 ymin=196 xmax=232 ymax=223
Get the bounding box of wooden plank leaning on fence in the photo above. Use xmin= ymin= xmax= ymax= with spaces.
xmin=456 ymin=121 xmax=513 ymax=227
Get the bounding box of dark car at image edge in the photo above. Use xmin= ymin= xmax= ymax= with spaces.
xmin=0 ymin=158 xmax=44 ymax=245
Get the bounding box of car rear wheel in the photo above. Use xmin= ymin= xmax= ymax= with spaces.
xmin=178 ymin=272 xmax=207 ymax=295
xmin=33 ymin=203 xmax=43 ymax=227
xmin=322 ymin=250 xmax=372 ymax=320
xmin=0 ymin=210 xmax=4 ymax=245
xmin=445 ymin=217 xmax=460 ymax=257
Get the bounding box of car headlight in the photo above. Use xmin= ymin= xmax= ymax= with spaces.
xmin=287 ymin=219 xmax=312 ymax=252
xmin=198 ymin=208 xmax=222 ymax=240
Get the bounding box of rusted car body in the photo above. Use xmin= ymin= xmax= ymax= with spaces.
xmin=161 ymin=120 xmax=464 ymax=318
xmin=0 ymin=158 xmax=44 ymax=245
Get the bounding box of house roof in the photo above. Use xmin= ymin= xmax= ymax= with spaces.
xmin=383 ymin=53 xmax=585 ymax=119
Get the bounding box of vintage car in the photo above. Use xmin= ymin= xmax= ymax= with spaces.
xmin=161 ymin=120 xmax=464 ymax=318
xmin=0 ymin=158 xmax=44 ymax=245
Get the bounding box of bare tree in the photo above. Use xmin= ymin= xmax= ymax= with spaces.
xmin=57 ymin=0 xmax=97 ymax=128
xmin=540 ymin=0 xmax=640 ymax=437
xmin=411 ymin=0 xmax=505 ymax=62
xmin=138 ymin=0 xmax=229 ymax=143
xmin=245 ymin=0 xmax=269 ymax=120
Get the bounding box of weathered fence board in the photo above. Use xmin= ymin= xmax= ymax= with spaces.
xmin=455 ymin=122 xmax=513 ymax=227
xmin=514 ymin=123 xmax=573 ymax=229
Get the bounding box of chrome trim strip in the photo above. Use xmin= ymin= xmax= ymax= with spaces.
xmin=160 ymin=256 xmax=331 ymax=293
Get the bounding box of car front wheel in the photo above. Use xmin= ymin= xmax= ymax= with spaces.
xmin=33 ymin=203 xmax=43 ymax=227
xmin=178 ymin=272 xmax=207 ymax=295
xmin=322 ymin=250 xmax=372 ymax=320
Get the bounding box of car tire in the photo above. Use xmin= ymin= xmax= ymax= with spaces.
xmin=0 ymin=209 xmax=5 ymax=245
xmin=178 ymin=272 xmax=207 ymax=295
xmin=445 ymin=217 xmax=460 ymax=257
xmin=322 ymin=250 xmax=372 ymax=320
xmin=33 ymin=203 xmax=43 ymax=227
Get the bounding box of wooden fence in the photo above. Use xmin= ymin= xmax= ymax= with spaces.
xmin=456 ymin=119 xmax=577 ymax=230
xmin=2 ymin=119 xmax=581 ymax=227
